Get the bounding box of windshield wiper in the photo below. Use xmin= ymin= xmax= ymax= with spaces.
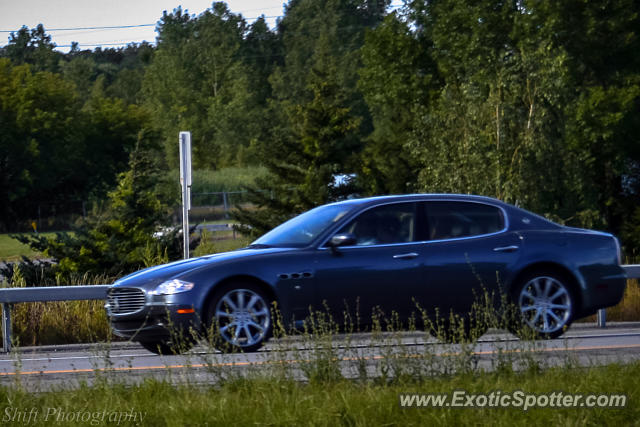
xmin=246 ymin=243 xmax=273 ymax=249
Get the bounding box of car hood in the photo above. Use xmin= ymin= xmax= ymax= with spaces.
xmin=112 ymin=247 xmax=293 ymax=289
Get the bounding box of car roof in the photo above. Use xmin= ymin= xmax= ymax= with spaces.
xmin=328 ymin=194 xmax=509 ymax=208
xmin=329 ymin=194 xmax=567 ymax=231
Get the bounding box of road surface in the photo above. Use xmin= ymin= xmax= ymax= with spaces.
xmin=1 ymin=322 xmax=639 ymax=390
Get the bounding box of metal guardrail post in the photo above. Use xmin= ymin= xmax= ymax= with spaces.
xmin=596 ymin=308 xmax=606 ymax=328
xmin=2 ymin=303 xmax=11 ymax=353
xmin=597 ymin=264 xmax=640 ymax=328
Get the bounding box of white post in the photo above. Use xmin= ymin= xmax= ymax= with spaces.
xmin=179 ymin=131 xmax=192 ymax=259
xmin=597 ymin=308 xmax=606 ymax=328
xmin=2 ymin=303 xmax=11 ymax=353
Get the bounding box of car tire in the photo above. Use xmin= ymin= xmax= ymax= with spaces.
xmin=206 ymin=283 xmax=273 ymax=353
xmin=509 ymin=271 xmax=576 ymax=339
xmin=139 ymin=339 xmax=193 ymax=355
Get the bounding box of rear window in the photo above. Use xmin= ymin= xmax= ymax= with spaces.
xmin=424 ymin=201 xmax=505 ymax=240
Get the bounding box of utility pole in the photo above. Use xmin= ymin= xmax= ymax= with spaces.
xmin=179 ymin=131 xmax=192 ymax=259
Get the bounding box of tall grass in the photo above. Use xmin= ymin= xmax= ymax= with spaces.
xmin=170 ymin=166 xmax=268 ymax=195
xmin=2 ymin=295 xmax=637 ymax=425
xmin=2 ymin=272 xmax=114 ymax=347
xmin=607 ymin=279 xmax=640 ymax=321
xmin=1 ymin=280 xmax=638 ymax=427
xmin=0 ymin=362 xmax=637 ymax=426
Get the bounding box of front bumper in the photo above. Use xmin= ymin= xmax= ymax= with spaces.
xmin=106 ymin=289 xmax=201 ymax=342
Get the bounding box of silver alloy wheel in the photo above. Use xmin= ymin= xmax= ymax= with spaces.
xmin=215 ymin=288 xmax=271 ymax=348
xmin=518 ymin=276 xmax=572 ymax=334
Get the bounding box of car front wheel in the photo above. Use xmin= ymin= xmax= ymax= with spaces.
xmin=207 ymin=284 xmax=273 ymax=352
xmin=513 ymin=272 xmax=576 ymax=339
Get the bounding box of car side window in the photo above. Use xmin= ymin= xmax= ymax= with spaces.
xmin=424 ymin=201 xmax=504 ymax=240
xmin=337 ymin=203 xmax=416 ymax=246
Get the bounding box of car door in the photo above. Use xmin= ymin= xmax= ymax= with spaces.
xmin=411 ymin=201 xmax=522 ymax=319
xmin=312 ymin=202 xmax=426 ymax=326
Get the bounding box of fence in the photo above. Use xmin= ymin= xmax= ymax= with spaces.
xmin=188 ymin=190 xmax=270 ymax=222
xmin=5 ymin=191 xmax=258 ymax=234
xmin=4 ymin=200 xmax=88 ymax=233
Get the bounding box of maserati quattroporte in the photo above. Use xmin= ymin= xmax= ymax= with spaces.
xmin=106 ymin=195 xmax=626 ymax=354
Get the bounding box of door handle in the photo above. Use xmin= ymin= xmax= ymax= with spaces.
xmin=393 ymin=252 xmax=419 ymax=260
xmin=493 ymin=245 xmax=519 ymax=252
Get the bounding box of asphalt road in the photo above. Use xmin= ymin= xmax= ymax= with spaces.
xmin=2 ymin=322 xmax=639 ymax=390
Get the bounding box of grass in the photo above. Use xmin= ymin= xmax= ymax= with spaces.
xmin=580 ymin=279 xmax=640 ymax=323
xmin=189 ymin=166 xmax=268 ymax=193
xmin=0 ymin=360 xmax=637 ymax=425
xmin=605 ymin=279 xmax=640 ymax=321
xmin=0 ymin=280 xmax=638 ymax=425
xmin=10 ymin=300 xmax=112 ymax=347
xmin=0 ymin=233 xmax=53 ymax=262
xmin=4 ymin=273 xmax=115 ymax=346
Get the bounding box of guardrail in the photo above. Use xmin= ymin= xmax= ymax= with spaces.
xmin=596 ymin=264 xmax=640 ymax=328
xmin=0 ymin=265 xmax=639 ymax=353
xmin=0 ymin=286 xmax=110 ymax=353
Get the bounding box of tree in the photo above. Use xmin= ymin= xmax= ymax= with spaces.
xmin=1 ymin=24 xmax=62 ymax=72
xmin=0 ymin=59 xmax=82 ymax=230
xmin=399 ymin=0 xmax=638 ymax=230
xmin=358 ymin=11 xmax=436 ymax=193
xmin=234 ymin=49 xmax=361 ymax=235
xmin=13 ymin=130 xmax=185 ymax=278
xmin=143 ymin=3 xmax=269 ymax=169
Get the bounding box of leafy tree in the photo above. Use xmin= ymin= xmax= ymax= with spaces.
xmin=401 ymin=0 xmax=640 ymax=236
xmin=1 ymin=24 xmax=62 ymax=72
xmin=358 ymin=11 xmax=436 ymax=193
xmin=60 ymin=55 xmax=98 ymax=99
xmin=234 ymin=0 xmax=388 ymax=234
xmin=13 ymin=130 xmax=185 ymax=277
xmin=0 ymin=54 xmax=156 ymax=232
xmin=234 ymin=52 xmax=361 ymax=235
xmin=0 ymin=59 xmax=83 ymax=230
xmin=143 ymin=3 xmax=269 ymax=169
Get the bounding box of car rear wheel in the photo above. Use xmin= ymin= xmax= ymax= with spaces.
xmin=512 ymin=272 xmax=575 ymax=339
xmin=207 ymin=284 xmax=273 ymax=353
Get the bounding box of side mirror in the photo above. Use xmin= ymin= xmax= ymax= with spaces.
xmin=327 ymin=233 xmax=357 ymax=250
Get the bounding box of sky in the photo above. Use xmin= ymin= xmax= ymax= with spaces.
xmin=0 ymin=0 xmax=288 ymax=52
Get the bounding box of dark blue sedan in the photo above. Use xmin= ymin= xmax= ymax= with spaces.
xmin=105 ymin=194 xmax=627 ymax=354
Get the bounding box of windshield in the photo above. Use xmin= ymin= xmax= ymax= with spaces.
xmin=252 ymin=204 xmax=354 ymax=247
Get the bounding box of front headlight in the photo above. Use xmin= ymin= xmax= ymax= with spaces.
xmin=151 ymin=279 xmax=195 ymax=295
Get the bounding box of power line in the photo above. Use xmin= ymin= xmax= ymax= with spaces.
xmin=1 ymin=3 xmax=406 ymax=50
xmin=55 ymin=41 xmax=156 ymax=48
xmin=0 ymin=3 xmax=404 ymax=34
xmin=0 ymin=14 xmax=282 ymax=33
xmin=0 ymin=24 xmax=156 ymax=33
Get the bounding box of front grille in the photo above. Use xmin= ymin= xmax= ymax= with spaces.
xmin=107 ymin=288 xmax=146 ymax=315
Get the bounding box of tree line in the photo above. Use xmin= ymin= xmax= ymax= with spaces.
xmin=1 ymin=0 xmax=639 ymax=275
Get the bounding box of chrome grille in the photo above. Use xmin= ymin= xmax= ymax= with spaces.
xmin=107 ymin=288 xmax=146 ymax=315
